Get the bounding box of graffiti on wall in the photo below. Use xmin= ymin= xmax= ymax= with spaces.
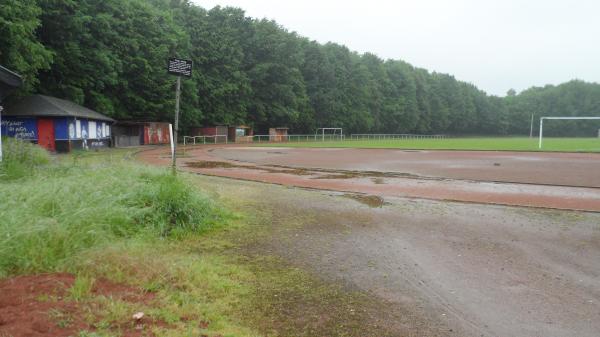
xmin=0 ymin=119 xmax=37 ymax=139
xmin=144 ymin=123 xmax=170 ymax=145
xmin=90 ymin=140 xmax=107 ymax=148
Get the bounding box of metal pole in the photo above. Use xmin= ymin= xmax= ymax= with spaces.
xmin=172 ymin=76 xmax=181 ymax=173
xmin=538 ymin=118 xmax=543 ymax=149
xmin=529 ymin=113 xmax=534 ymax=138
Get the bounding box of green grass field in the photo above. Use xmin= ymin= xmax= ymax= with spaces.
xmin=259 ymin=137 xmax=600 ymax=152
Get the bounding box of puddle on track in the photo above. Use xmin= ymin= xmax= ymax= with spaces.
xmin=342 ymin=193 xmax=386 ymax=208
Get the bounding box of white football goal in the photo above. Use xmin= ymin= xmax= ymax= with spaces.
xmin=538 ymin=116 xmax=600 ymax=148
xmin=315 ymin=128 xmax=343 ymax=141
xmin=183 ymin=135 xmax=228 ymax=146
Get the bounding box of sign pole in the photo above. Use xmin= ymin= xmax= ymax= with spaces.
xmin=166 ymin=57 xmax=192 ymax=174
xmin=172 ymin=76 xmax=181 ymax=174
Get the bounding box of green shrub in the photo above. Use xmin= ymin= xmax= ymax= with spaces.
xmin=0 ymin=137 xmax=50 ymax=180
xmin=136 ymin=173 xmax=221 ymax=236
xmin=0 ymin=157 xmax=226 ymax=277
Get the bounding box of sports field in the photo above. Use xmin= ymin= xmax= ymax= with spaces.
xmin=259 ymin=137 xmax=600 ymax=152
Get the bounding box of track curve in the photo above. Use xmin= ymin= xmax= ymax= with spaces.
xmin=138 ymin=145 xmax=600 ymax=212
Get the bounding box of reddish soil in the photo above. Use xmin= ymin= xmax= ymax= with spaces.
xmin=212 ymin=147 xmax=600 ymax=187
xmin=0 ymin=273 xmax=158 ymax=337
xmin=138 ymin=145 xmax=600 ymax=212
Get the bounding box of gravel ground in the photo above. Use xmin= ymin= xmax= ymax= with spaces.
xmin=202 ymin=175 xmax=600 ymax=337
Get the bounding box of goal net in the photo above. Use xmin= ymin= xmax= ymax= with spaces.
xmin=315 ymin=128 xmax=343 ymax=141
xmin=538 ymin=117 xmax=600 ymax=148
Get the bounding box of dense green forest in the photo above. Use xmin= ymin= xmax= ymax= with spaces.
xmin=2 ymin=0 xmax=600 ymax=136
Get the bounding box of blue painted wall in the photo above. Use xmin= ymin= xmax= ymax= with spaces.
xmin=0 ymin=117 xmax=38 ymax=140
xmin=1 ymin=116 xmax=110 ymax=141
xmin=54 ymin=117 xmax=70 ymax=140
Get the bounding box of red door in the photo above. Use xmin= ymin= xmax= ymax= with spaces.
xmin=37 ymin=119 xmax=55 ymax=151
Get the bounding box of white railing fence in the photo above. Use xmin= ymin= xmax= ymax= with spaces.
xmin=182 ymin=133 xmax=448 ymax=145
xmin=252 ymin=134 xmax=345 ymax=143
xmin=183 ymin=135 xmax=228 ymax=146
xmin=349 ymin=134 xmax=447 ymax=140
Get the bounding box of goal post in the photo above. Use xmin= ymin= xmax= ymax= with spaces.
xmin=315 ymin=128 xmax=343 ymax=141
xmin=539 ymin=116 xmax=600 ymax=148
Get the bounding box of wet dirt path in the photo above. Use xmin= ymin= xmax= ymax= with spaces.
xmin=138 ymin=146 xmax=600 ymax=212
xmin=199 ymin=174 xmax=600 ymax=337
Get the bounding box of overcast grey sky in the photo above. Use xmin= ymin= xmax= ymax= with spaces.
xmin=193 ymin=0 xmax=600 ymax=96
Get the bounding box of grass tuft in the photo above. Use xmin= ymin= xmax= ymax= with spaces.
xmin=0 ymin=137 xmax=50 ymax=180
xmin=69 ymin=274 xmax=95 ymax=301
xmin=0 ymin=149 xmax=227 ymax=277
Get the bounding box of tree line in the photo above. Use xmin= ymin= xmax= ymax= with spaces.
xmin=2 ymin=0 xmax=600 ymax=136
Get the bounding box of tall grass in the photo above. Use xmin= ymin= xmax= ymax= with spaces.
xmin=0 ymin=144 xmax=226 ymax=277
xmin=0 ymin=137 xmax=50 ymax=179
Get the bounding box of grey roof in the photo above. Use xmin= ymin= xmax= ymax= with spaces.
xmin=4 ymin=94 xmax=115 ymax=122
xmin=0 ymin=65 xmax=23 ymax=100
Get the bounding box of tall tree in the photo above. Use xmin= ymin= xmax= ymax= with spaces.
xmin=0 ymin=0 xmax=53 ymax=95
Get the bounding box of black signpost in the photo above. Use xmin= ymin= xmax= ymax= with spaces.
xmin=168 ymin=58 xmax=193 ymax=78
xmin=167 ymin=58 xmax=192 ymax=173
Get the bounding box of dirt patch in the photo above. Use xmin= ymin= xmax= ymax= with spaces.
xmin=187 ymin=161 xmax=312 ymax=176
xmin=187 ymin=160 xmax=239 ymax=169
xmin=371 ymin=177 xmax=386 ymax=184
xmin=314 ymin=173 xmax=361 ymax=179
xmin=0 ymin=273 xmax=161 ymax=337
xmin=187 ymin=161 xmax=420 ymax=180
xmin=264 ymin=165 xmax=421 ymax=180
xmin=342 ymin=194 xmax=386 ymax=208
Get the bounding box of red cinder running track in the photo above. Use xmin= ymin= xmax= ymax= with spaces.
xmin=138 ymin=145 xmax=600 ymax=212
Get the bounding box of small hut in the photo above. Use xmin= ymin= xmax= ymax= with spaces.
xmin=229 ymin=125 xmax=253 ymax=143
xmin=112 ymin=121 xmax=171 ymax=147
xmin=269 ymin=127 xmax=289 ymax=142
xmin=191 ymin=125 xmax=254 ymax=143
xmin=1 ymin=95 xmax=114 ymax=152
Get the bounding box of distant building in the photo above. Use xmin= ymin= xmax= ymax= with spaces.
xmin=112 ymin=121 xmax=171 ymax=147
xmin=269 ymin=127 xmax=289 ymax=142
xmin=230 ymin=125 xmax=253 ymax=143
xmin=191 ymin=125 xmax=253 ymax=143
xmin=1 ymin=95 xmax=115 ymax=152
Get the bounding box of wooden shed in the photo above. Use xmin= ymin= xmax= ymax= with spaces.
xmin=112 ymin=121 xmax=171 ymax=147
xmin=229 ymin=125 xmax=253 ymax=143
xmin=191 ymin=125 xmax=253 ymax=143
xmin=269 ymin=127 xmax=289 ymax=142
